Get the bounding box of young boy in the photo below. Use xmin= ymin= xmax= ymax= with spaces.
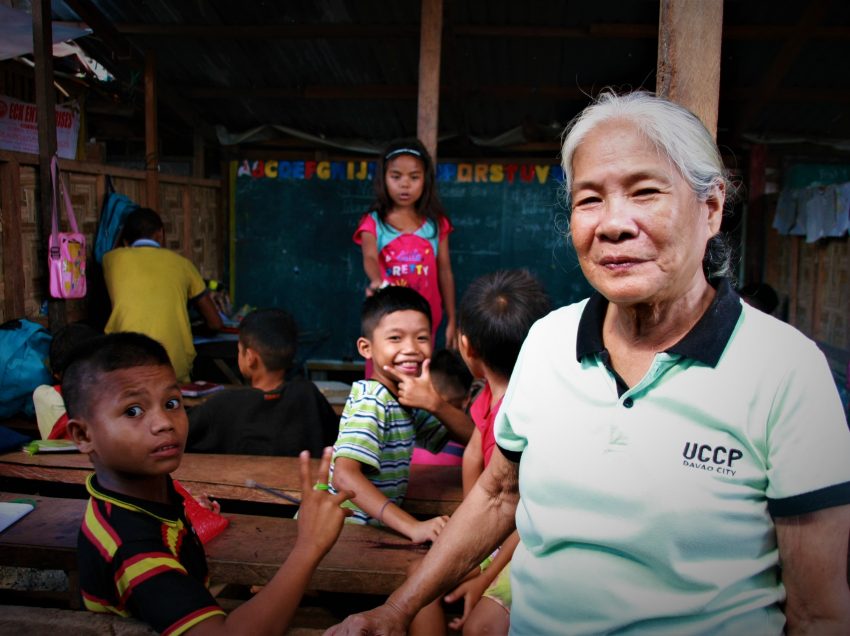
xmin=329 ymin=286 xmax=473 ymax=544
xmin=186 ymin=308 xmax=338 ymax=456
xmin=406 ymin=269 xmax=550 ymax=636
xmin=64 ymin=332 xmax=352 ymax=635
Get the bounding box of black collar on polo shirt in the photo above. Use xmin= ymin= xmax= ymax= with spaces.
xmin=576 ymin=278 xmax=742 ymax=368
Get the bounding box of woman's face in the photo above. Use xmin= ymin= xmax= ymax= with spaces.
xmin=569 ymin=120 xmax=724 ymax=307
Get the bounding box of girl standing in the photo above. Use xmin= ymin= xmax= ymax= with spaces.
xmin=354 ymin=139 xmax=457 ymax=347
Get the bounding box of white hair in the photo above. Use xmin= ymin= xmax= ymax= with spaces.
xmin=560 ymin=90 xmax=735 ymax=279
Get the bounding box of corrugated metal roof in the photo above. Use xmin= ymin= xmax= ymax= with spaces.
xmin=48 ymin=0 xmax=850 ymax=158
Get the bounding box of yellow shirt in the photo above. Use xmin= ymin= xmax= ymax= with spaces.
xmin=104 ymin=246 xmax=207 ymax=382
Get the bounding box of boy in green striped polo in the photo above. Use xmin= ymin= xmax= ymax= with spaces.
xmin=329 ymin=287 xmax=473 ymax=543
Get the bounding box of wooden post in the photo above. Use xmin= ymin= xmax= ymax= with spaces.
xmin=193 ymin=129 xmax=205 ymax=179
xmin=417 ymin=0 xmax=443 ymax=160
xmin=656 ymin=0 xmax=723 ymax=138
xmin=32 ymin=0 xmax=65 ymax=329
xmin=182 ymin=187 xmax=192 ymax=258
xmin=145 ymin=51 xmax=159 ymax=209
xmin=746 ymin=144 xmax=767 ymax=282
xmin=0 ymin=161 xmax=25 ymax=319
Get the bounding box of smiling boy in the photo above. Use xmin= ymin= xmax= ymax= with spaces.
xmin=329 ymin=287 xmax=472 ymax=543
xmin=64 ymin=332 xmax=353 ymax=635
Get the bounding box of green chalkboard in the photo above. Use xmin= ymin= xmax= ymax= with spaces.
xmin=232 ymin=159 xmax=592 ymax=361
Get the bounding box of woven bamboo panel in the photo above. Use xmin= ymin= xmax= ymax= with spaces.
xmin=1 ymin=164 xmax=222 ymax=324
xmin=817 ymin=239 xmax=849 ymax=349
xmin=764 ymin=227 xmax=849 ymax=349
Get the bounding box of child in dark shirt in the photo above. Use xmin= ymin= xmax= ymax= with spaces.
xmin=32 ymin=321 xmax=100 ymax=440
xmin=187 ymin=308 xmax=338 ymax=456
xmin=65 ymin=332 xmax=352 ymax=635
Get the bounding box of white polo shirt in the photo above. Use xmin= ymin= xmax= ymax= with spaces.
xmin=496 ymin=279 xmax=850 ymax=635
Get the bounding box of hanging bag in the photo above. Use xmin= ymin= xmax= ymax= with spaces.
xmin=48 ymin=155 xmax=87 ymax=299
xmin=94 ymin=174 xmax=138 ymax=264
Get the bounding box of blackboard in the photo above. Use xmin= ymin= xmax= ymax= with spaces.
xmin=232 ymin=158 xmax=593 ymax=362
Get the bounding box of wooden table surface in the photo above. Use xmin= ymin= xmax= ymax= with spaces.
xmin=0 ymin=493 xmax=427 ymax=595
xmin=0 ymin=450 xmax=462 ymax=516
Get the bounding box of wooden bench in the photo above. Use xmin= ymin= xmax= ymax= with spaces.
xmin=0 ymin=493 xmax=428 ymax=601
xmin=0 ymin=605 xmax=156 ymax=635
xmin=0 ymin=451 xmax=463 ymax=516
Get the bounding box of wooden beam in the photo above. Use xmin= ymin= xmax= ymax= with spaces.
xmin=182 ymin=187 xmax=192 ymax=259
xmin=656 ymin=0 xmax=723 ymax=138
xmin=32 ymin=0 xmax=65 ymax=330
xmin=144 ymin=51 xmax=159 ymax=209
xmin=0 ymin=160 xmax=25 ymax=319
xmin=183 ymin=83 xmax=850 ymax=104
xmin=417 ymin=0 xmax=443 ymax=160
xmin=733 ymin=0 xmax=832 ymax=139
xmin=108 ymin=22 xmax=850 ymax=41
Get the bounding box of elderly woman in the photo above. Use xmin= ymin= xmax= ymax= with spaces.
xmin=328 ymin=92 xmax=850 ymax=635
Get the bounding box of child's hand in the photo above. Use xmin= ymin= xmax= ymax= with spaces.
xmin=444 ymin=570 xmax=491 ymax=630
xmin=384 ymin=359 xmax=441 ymax=413
xmin=365 ymin=279 xmax=386 ymax=297
xmin=194 ymin=493 xmax=221 ymax=514
xmin=409 ymin=514 xmax=449 ymax=544
xmin=294 ymin=448 xmax=354 ymax=559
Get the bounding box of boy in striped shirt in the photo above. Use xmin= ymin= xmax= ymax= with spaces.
xmin=65 ymin=332 xmax=352 ymax=635
xmin=329 ymin=287 xmax=473 ymax=543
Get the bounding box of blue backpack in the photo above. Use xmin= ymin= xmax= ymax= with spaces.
xmin=94 ymin=176 xmax=138 ymax=264
xmin=0 ymin=319 xmax=53 ymax=418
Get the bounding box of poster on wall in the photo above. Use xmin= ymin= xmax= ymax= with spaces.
xmin=0 ymin=95 xmax=80 ymax=159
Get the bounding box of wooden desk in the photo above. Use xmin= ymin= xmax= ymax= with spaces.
xmin=0 ymin=493 xmax=426 ymax=596
xmin=0 ymin=451 xmax=462 ymax=516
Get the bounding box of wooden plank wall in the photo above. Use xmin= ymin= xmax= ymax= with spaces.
xmin=763 ymin=195 xmax=850 ymax=352
xmin=0 ymin=150 xmax=224 ymax=325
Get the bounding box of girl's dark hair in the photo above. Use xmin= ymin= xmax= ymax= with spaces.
xmin=370 ymin=138 xmax=446 ymax=229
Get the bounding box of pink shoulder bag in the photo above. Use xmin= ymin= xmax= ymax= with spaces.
xmin=48 ymin=155 xmax=86 ymax=299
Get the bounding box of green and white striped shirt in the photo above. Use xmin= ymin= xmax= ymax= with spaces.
xmin=330 ymin=380 xmax=448 ymax=525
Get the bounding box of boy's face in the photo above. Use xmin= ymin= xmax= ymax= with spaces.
xmin=358 ymin=310 xmax=432 ymax=392
xmin=69 ymin=364 xmax=187 ymax=497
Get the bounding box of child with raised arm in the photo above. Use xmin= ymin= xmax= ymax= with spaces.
xmin=329 ymin=286 xmax=473 ymax=543
xmin=64 ymin=332 xmax=352 ymax=635
xmin=399 ymin=270 xmax=550 ymax=636
xmin=354 ymin=138 xmax=457 ymax=347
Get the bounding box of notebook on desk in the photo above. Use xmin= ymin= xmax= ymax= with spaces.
xmin=0 ymin=501 xmax=34 ymax=533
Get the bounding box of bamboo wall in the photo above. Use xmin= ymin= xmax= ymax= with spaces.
xmin=764 ymin=197 xmax=850 ymax=352
xmin=0 ymin=150 xmax=224 ymax=325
